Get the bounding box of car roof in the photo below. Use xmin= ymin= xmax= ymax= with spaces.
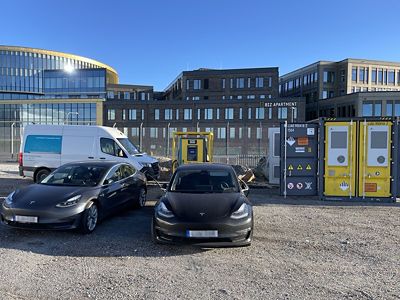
xmin=176 ymin=163 xmax=234 ymax=171
xmin=60 ymin=161 xmax=126 ymax=168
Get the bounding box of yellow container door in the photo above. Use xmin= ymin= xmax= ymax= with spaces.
xmin=324 ymin=121 xmax=357 ymax=197
xmin=358 ymin=121 xmax=392 ymax=198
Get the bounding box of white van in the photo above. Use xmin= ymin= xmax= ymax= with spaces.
xmin=19 ymin=125 xmax=160 ymax=182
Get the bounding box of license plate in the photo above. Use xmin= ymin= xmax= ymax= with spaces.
xmin=186 ymin=230 xmax=218 ymax=238
xmin=14 ymin=215 xmax=38 ymax=223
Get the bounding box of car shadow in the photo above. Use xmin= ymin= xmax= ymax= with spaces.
xmin=249 ymin=189 xmax=400 ymax=207
xmin=0 ymin=203 xmax=210 ymax=258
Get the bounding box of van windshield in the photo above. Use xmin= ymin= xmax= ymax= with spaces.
xmin=117 ymin=138 xmax=141 ymax=155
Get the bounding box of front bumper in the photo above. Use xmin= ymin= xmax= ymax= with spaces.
xmin=0 ymin=204 xmax=85 ymax=230
xmin=141 ymin=162 xmax=160 ymax=180
xmin=153 ymin=214 xmax=253 ymax=247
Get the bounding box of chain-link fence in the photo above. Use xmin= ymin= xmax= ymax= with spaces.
xmin=0 ymin=122 xmax=276 ymax=168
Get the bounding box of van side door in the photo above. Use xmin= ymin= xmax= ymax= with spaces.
xmin=61 ymin=136 xmax=95 ymax=165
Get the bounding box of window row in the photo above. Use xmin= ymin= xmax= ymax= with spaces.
xmin=281 ymin=71 xmax=318 ymax=93
xmin=184 ymin=94 xmax=273 ymax=101
xmin=107 ymin=91 xmax=151 ymax=101
xmin=185 ymin=76 xmax=273 ymax=90
xmin=352 ymin=67 xmax=400 ymax=85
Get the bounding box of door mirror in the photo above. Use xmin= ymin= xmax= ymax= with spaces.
xmin=240 ymin=180 xmax=250 ymax=196
xmin=161 ymin=183 xmax=168 ymax=192
xmin=103 ymin=179 xmax=110 ymax=185
xmin=118 ymin=149 xmax=126 ymax=158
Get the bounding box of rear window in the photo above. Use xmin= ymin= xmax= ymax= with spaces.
xmin=24 ymin=135 xmax=62 ymax=154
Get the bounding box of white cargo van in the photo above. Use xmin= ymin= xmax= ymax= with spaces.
xmin=19 ymin=125 xmax=160 ymax=182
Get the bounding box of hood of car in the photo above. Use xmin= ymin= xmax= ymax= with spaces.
xmin=165 ymin=192 xmax=243 ymax=221
xmin=9 ymin=184 xmax=92 ymax=209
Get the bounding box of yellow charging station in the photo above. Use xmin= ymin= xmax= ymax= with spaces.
xmin=171 ymin=132 xmax=214 ymax=172
xmin=358 ymin=121 xmax=392 ymax=198
xmin=324 ymin=121 xmax=357 ymax=197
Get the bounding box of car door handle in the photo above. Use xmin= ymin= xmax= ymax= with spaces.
xmin=100 ymin=157 xmax=106 ymax=160
xmin=88 ymin=156 xmax=94 ymax=159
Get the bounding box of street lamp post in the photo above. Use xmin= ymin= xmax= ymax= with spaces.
xmin=65 ymin=112 xmax=79 ymax=124
xmin=11 ymin=122 xmax=16 ymax=159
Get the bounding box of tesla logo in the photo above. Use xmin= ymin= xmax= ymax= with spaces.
xmin=29 ymin=201 xmax=36 ymax=205
xmin=199 ymin=212 xmax=206 ymax=216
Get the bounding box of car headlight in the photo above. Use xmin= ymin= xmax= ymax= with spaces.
xmin=231 ymin=203 xmax=250 ymax=219
xmin=141 ymin=162 xmax=152 ymax=168
xmin=156 ymin=202 xmax=174 ymax=218
xmin=3 ymin=191 xmax=15 ymax=208
xmin=56 ymin=195 xmax=81 ymax=208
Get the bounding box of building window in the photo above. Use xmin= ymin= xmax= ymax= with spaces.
xmin=237 ymin=95 xmax=243 ymax=100
xmin=216 ymin=108 xmax=220 ymax=120
xmin=256 ymin=77 xmax=264 ymax=88
xmin=222 ymin=78 xmax=226 ymax=89
xmin=141 ymin=109 xmax=145 ymax=120
xmin=204 ymin=108 xmax=213 ymax=120
xmin=322 ymin=90 xmax=328 ymax=99
xmin=217 ymin=128 xmax=226 ymax=139
xmin=165 ymin=109 xmax=173 ymax=120
xmin=256 ymin=128 xmax=262 ymax=140
xmin=124 ymin=92 xmax=130 ymax=100
xmin=248 ymin=108 xmax=252 ymax=119
xmin=340 ymin=70 xmax=346 ymax=82
xmin=362 ymin=102 xmax=373 ymax=116
xmin=268 ymin=108 xmax=272 ymax=119
xmin=395 ymin=101 xmax=400 ymax=116
xmin=129 ymin=109 xmax=137 ymax=120
xmin=107 ymin=91 xmax=114 ymax=99
xmin=374 ymin=102 xmax=382 ymax=116
xmin=176 ymin=109 xmax=179 ymax=120
xmin=154 ymin=109 xmax=160 ymax=120
xmin=197 ymin=109 xmax=201 ymax=120
xmin=278 ymin=107 xmax=288 ymax=119
xmin=378 ymin=69 xmax=383 ymax=84
xmin=193 ymin=96 xmax=200 ymax=101
xmin=225 ymin=108 xmax=234 ymax=120
xmin=386 ymin=101 xmax=393 ymax=116
xmin=230 ymin=78 xmax=233 ymax=89
xmin=255 ymin=107 xmax=265 ymax=119
xmin=352 ymin=67 xmax=357 ymax=82
xmin=372 ymin=68 xmax=377 ymax=83
xmin=268 ymin=77 xmax=272 ymax=87
xmin=236 ymin=78 xmax=244 ymax=88
xmin=122 ymin=109 xmax=126 ymax=120
xmin=107 ymin=109 xmax=115 ymax=120
xmin=239 ymin=127 xmax=243 ymax=139
xmin=247 ymin=95 xmax=256 ymax=100
xmin=193 ymin=79 xmax=201 ymax=90
xmin=186 ymin=80 xmax=189 ymax=90
xmin=184 ymin=108 xmax=192 ymax=120
xmin=388 ymin=70 xmax=395 ymax=85
xmin=247 ymin=128 xmax=251 ymax=138
xmin=239 ymin=108 xmax=243 ymax=120
xmin=229 ymin=127 xmax=235 ymax=139
xmin=247 ymin=78 xmax=251 ymax=88
xmin=131 ymin=128 xmax=139 ymax=137
xmin=324 ymin=71 xmax=335 ymax=83
xmin=150 ymin=128 xmax=158 ymax=138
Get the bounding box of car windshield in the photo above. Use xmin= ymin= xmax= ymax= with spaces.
xmin=170 ymin=169 xmax=239 ymax=193
xmin=117 ymin=138 xmax=141 ymax=155
xmin=41 ymin=165 xmax=108 ymax=187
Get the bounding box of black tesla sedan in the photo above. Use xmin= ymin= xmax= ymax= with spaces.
xmin=152 ymin=163 xmax=253 ymax=247
xmin=1 ymin=161 xmax=147 ymax=233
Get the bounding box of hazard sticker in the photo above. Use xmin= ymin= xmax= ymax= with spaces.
xmin=287 ymin=183 xmax=294 ymax=189
xmin=297 ymin=164 xmax=303 ymax=171
xmin=296 ymin=183 xmax=303 ymax=189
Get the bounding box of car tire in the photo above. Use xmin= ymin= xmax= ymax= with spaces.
xmin=133 ymin=187 xmax=146 ymax=209
xmin=35 ymin=168 xmax=50 ymax=183
xmin=80 ymin=201 xmax=98 ymax=234
xmin=151 ymin=219 xmax=161 ymax=244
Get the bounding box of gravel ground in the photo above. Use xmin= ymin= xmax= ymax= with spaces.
xmin=0 ymin=163 xmax=399 ymax=299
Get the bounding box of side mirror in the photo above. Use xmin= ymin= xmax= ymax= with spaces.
xmin=103 ymin=179 xmax=110 ymax=185
xmin=161 ymin=183 xmax=168 ymax=192
xmin=118 ymin=149 xmax=126 ymax=158
xmin=240 ymin=181 xmax=250 ymax=197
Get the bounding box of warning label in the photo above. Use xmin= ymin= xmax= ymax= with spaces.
xmin=297 ymin=137 xmax=309 ymax=146
xmin=297 ymin=165 xmax=303 ymax=171
xmin=288 ymin=165 xmax=294 ymax=171
xmin=306 ymin=164 xmax=312 ymax=170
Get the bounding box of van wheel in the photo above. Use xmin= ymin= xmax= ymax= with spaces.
xmin=35 ymin=169 xmax=50 ymax=183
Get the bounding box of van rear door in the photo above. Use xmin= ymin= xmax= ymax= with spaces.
xmin=23 ymin=135 xmax=62 ymax=171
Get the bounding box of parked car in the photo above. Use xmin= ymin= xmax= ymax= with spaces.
xmin=152 ymin=163 xmax=253 ymax=247
xmin=19 ymin=124 xmax=159 ymax=182
xmin=1 ymin=161 xmax=147 ymax=233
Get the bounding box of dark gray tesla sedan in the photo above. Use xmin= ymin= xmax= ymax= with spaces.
xmin=152 ymin=164 xmax=253 ymax=247
xmin=1 ymin=161 xmax=147 ymax=233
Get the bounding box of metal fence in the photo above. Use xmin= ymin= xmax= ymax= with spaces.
xmin=213 ymin=155 xmax=264 ymax=168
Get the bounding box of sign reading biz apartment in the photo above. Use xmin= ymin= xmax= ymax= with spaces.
xmin=280 ymin=123 xmax=318 ymax=196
